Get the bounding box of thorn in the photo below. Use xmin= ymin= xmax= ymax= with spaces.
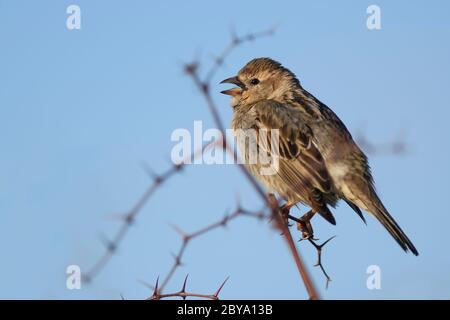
xmin=154 ymin=175 xmax=164 ymax=185
xmin=154 ymin=276 xmax=159 ymax=291
xmin=181 ymin=274 xmax=189 ymax=291
xmin=213 ymin=276 xmax=230 ymax=299
xmin=124 ymin=214 xmax=135 ymax=225
xmin=168 ymin=222 xmax=187 ymax=239
xmin=255 ymin=210 xmax=266 ymax=220
xmin=180 ymin=274 xmax=189 ymax=300
xmin=151 ymin=276 xmax=160 ymax=299
xmin=81 ymin=274 xmax=91 ymax=284
xmin=229 ymin=25 xmax=237 ymax=42
xmin=98 ymin=233 xmax=116 ymax=254
xmin=171 ymin=252 xmax=183 ymax=267
xmin=174 ymin=162 xmax=184 ymax=172
xmin=230 ymin=31 xmax=239 ymax=45
xmin=141 ymin=162 xmax=158 ymax=180
xmin=184 ymin=62 xmax=198 ymax=75
xmin=308 ymin=236 xmax=336 ymax=252
xmin=325 ymin=278 xmax=332 ymax=290
xmin=104 ymin=212 xmax=135 ymax=225
xmin=138 ymin=279 xmax=155 ymax=291
xmin=201 ymin=83 xmax=209 ymax=93
xmin=220 ymin=213 xmax=230 ymax=228
xmin=321 ymin=235 xmax=336 ymax=247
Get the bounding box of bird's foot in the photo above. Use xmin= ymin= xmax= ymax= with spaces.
xmin=296 ymin=210 xmax=316 ymax=239
xmin=280 ymin=203 xmax=293 ymax=227
xmin=297 ymin=219 xmax=314 ymax=239
xmin=266 ymin=194 xmax=293 ymax=230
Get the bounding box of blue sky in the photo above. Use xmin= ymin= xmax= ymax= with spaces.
xmin=0 ymin=0 xmax=449 ymax=299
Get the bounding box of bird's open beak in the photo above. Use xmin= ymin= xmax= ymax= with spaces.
xmin=220 ymin=76 xmax=245 ymax=96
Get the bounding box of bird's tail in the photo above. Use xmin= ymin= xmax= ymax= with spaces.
xmin=367 ymin=194 xmax=419 ymax=256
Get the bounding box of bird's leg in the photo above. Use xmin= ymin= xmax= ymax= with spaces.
xmin=297 ymin=210 xmax=316 ymax=239
xmin=280 ymin=203 xmax=294 ymax=227
xmin=266 ymin=193 xmax=293 ymax=227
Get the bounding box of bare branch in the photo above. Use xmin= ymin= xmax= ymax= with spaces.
xmin=149 ymin=275 xmax=229 ymax=300
xmin=88 ymin=26 xmax=323 ymax=300
xmin=305 ymin=236 xmax=336 ymax=289
xmin=159 ymin=205 xmax=268 ymax=292
xmin=204 ymin=26 xmax=277 ymax=83
xmin=184 ymin=27 xmax=321 ymax=300
xmin=84 ymin=141 xmax=219 ymax=283
xmin=355 ymin=127 xmax=408 ymax=156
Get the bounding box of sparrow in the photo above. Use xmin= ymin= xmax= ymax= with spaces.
xmin=221 ymin=57 xmax=418 ymax=255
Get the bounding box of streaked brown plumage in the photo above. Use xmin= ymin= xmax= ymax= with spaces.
xmin=221 ymin=57 xmax=418 ymax=255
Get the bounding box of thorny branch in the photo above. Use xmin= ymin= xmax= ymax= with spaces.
xmin=286 ymin=213 xmax=336 ymax=287
xmin=149 ymin=275 xmax=229 ymax=300
xmin=356 ymin=128 xmax=408 ymax=156
xmin=184 ymin=27 xmax=321 ymax=300
xmin=305 ymin=236 xmax=336 ymax=289
xmin=83 ymin=141 xmax=220 ymax=283
xmin=204 ymin=27 xmax=276 ymax=84
xmin=83 ymin=164 xmax=183 ymax=283
xmin=158 ymin=205 xmax=267 ymax=292
xmin=85 ymin=27 xmax=323 ymax=300
xmin=85 ymin=26 xmax=408 ymax=299
xmin=145 ymin=204 xmax=267 ymax=300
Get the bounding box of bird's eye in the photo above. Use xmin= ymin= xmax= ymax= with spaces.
xmin=250 ymin=78 xmax=260 ymax=85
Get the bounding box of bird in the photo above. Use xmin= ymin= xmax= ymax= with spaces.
xmin=220 ymin=57 xmax=418 ymax=255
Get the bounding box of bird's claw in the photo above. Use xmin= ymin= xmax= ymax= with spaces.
xmin=297 ymin=219 xmax=314 ymax=240
xmin=279 ymin=204 xmax=291 ymax=227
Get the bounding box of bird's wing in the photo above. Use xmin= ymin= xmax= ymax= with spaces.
xmin=248 ymin=100 xmax=335 ymax=224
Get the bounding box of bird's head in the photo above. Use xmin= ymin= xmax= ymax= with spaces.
xmin=220 ymin=57 xmax=301 ymax=107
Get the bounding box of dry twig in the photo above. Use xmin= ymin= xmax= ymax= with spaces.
xmin=149 ymin=275 xmax=229 ymax=300
xmin=305 ymin=236 xmax=336 ymax=289
xmin=159 ymin=205 xmax=266 ymax=292
xmin=84 ymin=141 xmax=219 ymax=283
